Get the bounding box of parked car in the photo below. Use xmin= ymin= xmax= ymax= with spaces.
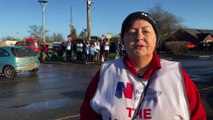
xmin=52 ymin=42 xmax=62 ymax=52
xmin=0 ymin=46 xmax=40 ymax=79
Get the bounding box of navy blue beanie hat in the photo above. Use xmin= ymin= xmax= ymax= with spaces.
xmin=121 ymin=11 xmax=159 ymax=41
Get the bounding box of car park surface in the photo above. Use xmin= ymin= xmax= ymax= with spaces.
xmin=0 ymin=53 xmax=212 ymax=120
xmin=0 ymin=46 xmax=40 ymax=79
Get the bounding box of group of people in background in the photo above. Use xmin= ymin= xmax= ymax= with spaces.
xmin=39 ymin=36 xmax=127 ymax=64
xmin=53 ymin=37 xmax=119 ymax=64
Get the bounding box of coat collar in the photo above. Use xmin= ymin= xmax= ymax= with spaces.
xmin=123 ymin=51 xmax=161 ymax=80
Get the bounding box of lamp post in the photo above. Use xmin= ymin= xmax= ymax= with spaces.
xmin=38 ymin=0 xmax=48 ymax=43
xmin=87 ymin=0 xmax=93 ymax=41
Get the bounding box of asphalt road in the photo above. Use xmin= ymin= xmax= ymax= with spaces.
xmin=0 ymin=63 xmax=100 ymax=120
xmin=0 ymin=54 xmax=212 ymax=120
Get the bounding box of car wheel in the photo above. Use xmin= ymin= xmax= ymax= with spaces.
xmin=29 ymin=68 xmax=38 ymax=73
xmin=4 ymin=66 xmax=17 ymax=79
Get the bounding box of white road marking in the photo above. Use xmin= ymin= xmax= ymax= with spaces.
xmin=200 ymin=86 xmax=213 ymax=91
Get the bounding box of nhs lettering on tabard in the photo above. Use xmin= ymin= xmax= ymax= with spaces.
xmin=115 ymin=82 xmax=133 ymax=99
xmin=114 ymin=82 xmax=154 ymax=119
xmin=114 ymin=82 xmax=144 ymax=100
xmin=114 ymin=82 xmax=162 ymax=101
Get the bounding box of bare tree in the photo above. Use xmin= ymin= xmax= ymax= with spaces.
xmin=51 ymin=33 xmax=65 ymax=42
xmin=1 ymin=36 xmax=16 ymax=41
xmin=28 ymin=25 xmax=48 ymax=44
xmin=28 ymin=25 xmax=42 ymax=42
xmin=148 ymin=4 xmax=183 ymax=45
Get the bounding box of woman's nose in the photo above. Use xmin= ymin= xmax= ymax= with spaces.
xmin=136 ymin=31 xmax=145 ymax=41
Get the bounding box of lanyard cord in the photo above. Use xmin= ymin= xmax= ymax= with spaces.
xmin=131 ymin=78 xmax=152 ymax=120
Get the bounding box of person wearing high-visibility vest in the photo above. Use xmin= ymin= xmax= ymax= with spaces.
xmin=80 ymin=11 xmax=206 ymax=120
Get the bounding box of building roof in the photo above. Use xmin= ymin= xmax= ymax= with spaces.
xmin=185 ymin=28 xmax=213 ymax=40
xmin=167 ymin=28 xmax=213 ymax=45
xmin=198 ymin=29 xmax=213 ymax=34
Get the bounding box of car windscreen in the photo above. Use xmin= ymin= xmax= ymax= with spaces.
xmin=26 ymin=41 xmax=37 ymax=46
xmin=12 ymin=47 xmax=36 ymax=57
xmin=53 ymin=43 xmax=61 ymax=47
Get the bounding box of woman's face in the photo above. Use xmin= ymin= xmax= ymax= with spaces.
xmin=123 ymin=19 xmax=157 ymax=58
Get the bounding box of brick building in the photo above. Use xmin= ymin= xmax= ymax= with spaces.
xmin=165 ymin=28 xmax=213 ymax=50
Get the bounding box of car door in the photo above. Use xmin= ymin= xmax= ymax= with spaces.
xmin=0 ymin=48 xmax=10 ymax=73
